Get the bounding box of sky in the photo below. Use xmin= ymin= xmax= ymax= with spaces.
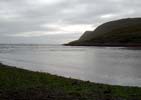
xmin=0 ymin=0 xmax=141 ymax=44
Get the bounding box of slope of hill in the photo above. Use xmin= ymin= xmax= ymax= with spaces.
xmin=66 ymin=18 xmax=141 ymax=46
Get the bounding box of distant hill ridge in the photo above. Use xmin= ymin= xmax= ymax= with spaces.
xmin=66 ymin=18 xmax=141 ymax=46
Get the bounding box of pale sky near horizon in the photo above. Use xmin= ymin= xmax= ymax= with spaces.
xmin=0 ymin=0 xmax=141 ymax=44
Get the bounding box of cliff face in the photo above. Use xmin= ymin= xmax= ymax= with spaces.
xmin=66 ymin=18 xmax=141 ymax=46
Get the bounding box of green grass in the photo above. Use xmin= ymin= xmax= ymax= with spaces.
xmin=0 ymin=63 xmax=141 ymax=100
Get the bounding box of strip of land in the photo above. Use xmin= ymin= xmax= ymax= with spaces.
xmin=0 ymin=63 xmax=141 ymax=100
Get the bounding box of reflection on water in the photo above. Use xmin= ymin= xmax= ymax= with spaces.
xmin=0 ymin=44 xmax=141 ymax=87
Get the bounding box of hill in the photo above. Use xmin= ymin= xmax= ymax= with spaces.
xmin=66 ymin=18 xmax=141 ymax=46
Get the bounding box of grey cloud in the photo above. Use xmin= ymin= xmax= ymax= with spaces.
xmin=0 ymin=0 xmax=140 ymax=43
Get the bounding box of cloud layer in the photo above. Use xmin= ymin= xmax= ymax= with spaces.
xmin=0 ymin=0 xmax=141 ymax=43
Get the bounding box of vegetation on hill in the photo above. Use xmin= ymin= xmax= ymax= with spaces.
xmin=66 ymin=18 xmax=141 ymax=46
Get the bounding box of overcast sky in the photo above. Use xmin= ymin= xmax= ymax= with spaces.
xmin=0 ymin=0 xmax=140 ymax=44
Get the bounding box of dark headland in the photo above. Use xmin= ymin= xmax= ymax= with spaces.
xmin=65 ymin=18 xmax=141 ymax=46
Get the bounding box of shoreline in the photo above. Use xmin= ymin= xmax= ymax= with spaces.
xmin=64 ymin=43 xmax=141 ymax=47
xmin=0 ymin=63 xmax=141 ymax=100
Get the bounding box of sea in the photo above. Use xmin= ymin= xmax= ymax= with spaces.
xmin=0 ymin=44 xmax=141 ymax=87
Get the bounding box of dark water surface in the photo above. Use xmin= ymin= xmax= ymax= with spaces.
xmin=0 ymin=44 xmax=141 ymax=87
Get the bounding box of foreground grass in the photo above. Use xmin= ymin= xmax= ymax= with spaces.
xmin=0 ymin=63 xmax=141 ymax=100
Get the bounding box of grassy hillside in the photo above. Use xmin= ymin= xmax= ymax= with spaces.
xmin=66 ymin=18 xmax=141 ymax=46
xmin=0 ymin=63 xmax=141 ymax=100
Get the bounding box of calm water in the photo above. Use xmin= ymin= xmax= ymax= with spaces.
xmin=0 ymin=44 xmax=141 ymax=87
